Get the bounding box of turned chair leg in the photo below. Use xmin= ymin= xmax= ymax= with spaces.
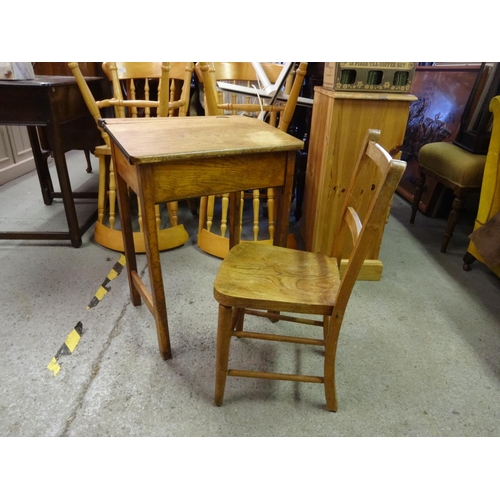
xmin=410 ymin=170 xmax=425 ymax=224
xmin=84 ymin=150 xmax=92 ymax=173
xmin=441 ymin=189 xmax=466 ymax=253
xmin=463 ymin=251 xmax=477 ymax=271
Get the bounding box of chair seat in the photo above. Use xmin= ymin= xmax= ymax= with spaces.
xmin=213 ymin=242 xmax=340 ymax=315
xmin=418 ymin=142 xmax=487 ymax=188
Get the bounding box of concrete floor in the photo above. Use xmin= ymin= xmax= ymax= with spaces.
xmin=1 ymin=150 xmax=500 ymax=438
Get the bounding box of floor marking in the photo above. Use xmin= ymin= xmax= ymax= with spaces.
xmin=47 ymin=322 xmax=84 ymax=376
xmin=87 ymin=254 xmax=126 ymax=309
xmin=47 ymin=254 xmax=126 ymax=376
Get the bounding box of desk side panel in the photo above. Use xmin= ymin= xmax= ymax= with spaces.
xmin=113 ymin=145 xmax=140 ymax=194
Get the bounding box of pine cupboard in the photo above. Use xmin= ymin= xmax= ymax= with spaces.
xmin=301 ymin=86 xmax=416 ymax=280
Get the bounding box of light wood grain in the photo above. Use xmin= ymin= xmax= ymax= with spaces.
xmin=214 ymin=243 xmax=340 ymax=314
xmin=103 ymin=115 xmax=303 ymax=162
xmin=104 ymin=114 xmax=302 ymax=361
xmin=301 ymin=86 xmax=415 ymax=280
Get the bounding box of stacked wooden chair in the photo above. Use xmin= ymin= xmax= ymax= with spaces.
xmin=68 ymin=62 xmax=194 ymax=252
xmin=195 ymin=62 xmax=308 ymax=258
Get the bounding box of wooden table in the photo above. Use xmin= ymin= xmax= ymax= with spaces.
xmin=101 ymin=115 xmax=304 ymax=359
xmin=0 ymin=76 xmax=104 ymax=247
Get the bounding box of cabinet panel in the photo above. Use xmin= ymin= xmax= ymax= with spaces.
xmin=301 ymin=87 xmax=416 ymax=280
xmin=0 ymin=125 xmax=35 ymax=185
xmin=7 ymin=125 xmax=33 ymax=163
xmin=0 ymin=126 xmax=14 ymax=170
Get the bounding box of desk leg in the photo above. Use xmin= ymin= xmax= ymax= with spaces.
xmin=115 ymin=169 xmax=141 ymax=307
xmin=27 ymin=126 xmax=54 ymax=206
xmin=48 ymin=122 xmax=82 ymax=248
xmin=274 ymin=151 xmax=295 ymax=247
xmin=228 ymin=191 xmax=241 ymax=250
xmin=138 ymin=167 xmax=172 ymax=360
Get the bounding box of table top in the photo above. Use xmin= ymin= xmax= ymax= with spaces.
xmin=100 ymin=115 xmax=304 ymax=165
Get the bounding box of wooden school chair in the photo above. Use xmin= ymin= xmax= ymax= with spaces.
xmin=212 ymin=129 xmax=406 ymax=411
xmin=68 ymin=62 xmax=194 ymax=252
xmin=195 ymin=62 xmax=308 ymax=258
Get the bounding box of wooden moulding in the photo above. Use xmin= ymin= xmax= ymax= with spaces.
xmin=339 ymin=259 xmax=382 ymax=281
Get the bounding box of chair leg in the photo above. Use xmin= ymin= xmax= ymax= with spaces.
xmin=187 ymin=197 xmax=199 ymax=215
xmin=215 ymin=304 xmax=233 ymax=406
xmin=323 ymin=316 xmax=341 ymax=412
xmin=410 ymin=169 xmax=425 ymax=224
xmin=97 ymin=155 xmax=108 ymax=225
xmin=322 ymin=315 xmax=330 ymax=341
xmin=84 ymin=150 xmax=92 ymax=173
xmin=463 ymin=251 xmax=477 ymax=271
xmin=167 ymin=201 xmax=179 ymax=226
xmin=441 ymin=190 xmax=465 ymax=253
xmin=232 ymin=307 xmax=245 ymax=332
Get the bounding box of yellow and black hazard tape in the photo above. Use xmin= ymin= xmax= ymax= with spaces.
xmin=47 ymin=254 xmax=126 ymax=376
xmin=87 ymin=254 xmax=126 ymax=309
xmin=47 ymin=321 xmax=84 ymax=376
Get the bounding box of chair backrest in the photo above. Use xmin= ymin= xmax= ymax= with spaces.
xmin=206 ymin=62 xmax=285 ymax=82
xmin=199 ymin=62 xmax=286 ymax=120
xmin=69 ymin=61 xmax=194 ymax=144
xmin=330 ymin=129 xmax=406 ymax=318
xmin=196 ymin=62 xmax=307 ymax=131
xmin=68 ymin=62 xmax=113 ymax=146
xmin=102 ymin=62 xmax=194 ymax=118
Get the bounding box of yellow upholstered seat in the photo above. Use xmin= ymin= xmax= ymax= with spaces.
xmin=411 ymin=141 xmax=487 ymax=253
xmin=418 ymin=142 xmax=486 ymax=188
